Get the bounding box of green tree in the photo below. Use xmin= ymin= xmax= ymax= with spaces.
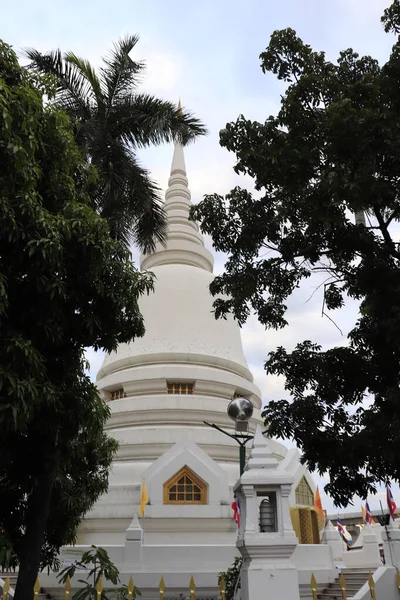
xmin=25 ymin=36 xmax=206 ymax=251
xmin=58 ymin=546 xmax=141 ymax=600
xmin=218 ymin=557 xmax=242 ymax=600
xmin=0 ymin=40 xmax=153 ymax=600
xmin=192 ymin=1 xmax=400 ymax=507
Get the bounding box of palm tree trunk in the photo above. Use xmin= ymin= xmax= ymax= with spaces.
xmin=14 ymin=469 xmax=54 ymax=600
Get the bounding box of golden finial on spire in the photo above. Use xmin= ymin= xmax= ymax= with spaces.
xmin=65 ymin=575 xmax=72 ymax=600
xmin=189 ymin=575 xmax=195 ymax=600
xmin=3 ymin=577 xmax=10 ymax=600
xmin=96 ymin=577 xmax=103 ymax=600
xmin=128 ymin=576 xmax=134 ymax=600
xmin=177 ymin=98 xmax=183 ymax=116
xmin=159 ymin=576 xmax=165 ymax=600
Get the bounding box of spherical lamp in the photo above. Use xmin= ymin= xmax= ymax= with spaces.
xmin=227 ymin=397 xmax=254 ymax=432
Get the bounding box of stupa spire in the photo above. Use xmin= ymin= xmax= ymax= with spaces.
xmin=245 ymin=425 xmax=279 ymax=470
xmin=168 ymin=140 xmax=187 ymax=187
xmin=140 ymin=136 xmax=214 ymax=272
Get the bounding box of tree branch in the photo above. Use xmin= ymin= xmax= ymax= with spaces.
xmin=374 ymin=206 xmax=400 ymax=259
xmin=304 ymin=275 xmax=339 ymax=304
xmin=385 ymin=209 xmax=400 ymax=228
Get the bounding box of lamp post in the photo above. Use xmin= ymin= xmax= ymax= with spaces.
xmin=204 ymin=397 xmax=255 ymax=475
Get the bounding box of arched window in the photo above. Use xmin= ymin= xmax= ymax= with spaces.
xmin=163 ymin=466 xmax=207 ymax=504
xmin=295 ymin=476 xmax=314 ymax=507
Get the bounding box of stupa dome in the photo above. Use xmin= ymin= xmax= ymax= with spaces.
xmin=98 ymin=264 xmax=259 ymax=402
xmin=97 ymin=141 xmax=262 ymax=429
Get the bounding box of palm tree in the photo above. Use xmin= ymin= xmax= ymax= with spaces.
xmin=25 ymin=36 xmax=207 ymax=252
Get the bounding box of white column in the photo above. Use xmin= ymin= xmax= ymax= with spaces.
xmin=281 ymin=483 xmax=297 ymax=539
xmin=242 ymin=484 xmax=257 ymax=535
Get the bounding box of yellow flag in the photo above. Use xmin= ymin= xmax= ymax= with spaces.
xmin=313 ymin=486 xmax=324 ymax=520
xmin=140 ymin=480 xmax=149 ymax=517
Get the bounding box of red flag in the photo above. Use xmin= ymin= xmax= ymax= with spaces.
xmin=387 ymin=485 xmax=397 ymax=520
xmin=231 ymin=497 xmax=241 ymax=527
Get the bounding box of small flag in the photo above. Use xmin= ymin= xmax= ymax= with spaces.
xmin=361 ymin=505 xmax=367 ymax=522
xmin=365 ymin=501 xmax=375 ymax=524
xmin=387 ymin=485 xmax=397 ymax=520
xmin=337 ymin=516 xmax=345 ymax=536
xmin=337 ymin=516 xmax=352 ymax=546
xmin=313 ymin=486 xmax=324 ymax=520
xmin=140 ymin=480 xmax=149 ymax=517
xmin=231 ymin=497 xmax=241 ymax=527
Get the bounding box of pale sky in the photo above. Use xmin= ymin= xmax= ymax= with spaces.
xmin=3 ymin=0 xmax=398 ymax=514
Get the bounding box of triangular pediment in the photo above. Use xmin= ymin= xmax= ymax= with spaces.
xmin=143 ymin=436 xmax=229 ymax=506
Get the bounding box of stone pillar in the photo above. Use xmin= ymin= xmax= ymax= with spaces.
xmin=362 ymin=524 xmax=382 ymax=568
xmin=124 ymin=514 xmax=143 ymax=568
xmin=372 ymin=522 xmax=383 ymax=544
xmin=281 ymin=483 xmax=295 ymax=536
xmin=323 ymin=521 xmax=344 ymax=561
xmin=382 ymin=523 xmax=400 ymax=569
xmin=234 ymin=426 xmax=300 ymax=600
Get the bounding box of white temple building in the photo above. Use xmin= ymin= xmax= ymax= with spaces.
xmin=68 ymin=140 xmax=334 ymax=587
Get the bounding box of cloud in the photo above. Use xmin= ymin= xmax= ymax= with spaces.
xmin=136 ymin=51 xmax=183 ymax=95
xmin=84 ymin=348 xmax=105 ymax=382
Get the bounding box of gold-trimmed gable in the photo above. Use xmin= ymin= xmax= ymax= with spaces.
xmin=295 ymin=476 xmax=314 ymax=507
xmin=163 ymin=466 xmax=207 ymax=504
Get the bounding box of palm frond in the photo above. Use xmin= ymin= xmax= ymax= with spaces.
xmin=127 ymin=166 xmax=168 ymax=253
xmin=93 ymin=142 xmax=167 ymax=251
xmin=65 ymin=52 xmax=104 ymax=107
xmin=111 ymin=95 xmax=207 ymax=148
xmin=100 ymin=34 xmax=145 ymax=107
xmin=25 ymin=41 xmax=206 ymax=252
xmin=24 ymin=48 xmax=93 ymax=119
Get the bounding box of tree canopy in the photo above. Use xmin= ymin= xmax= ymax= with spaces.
xmin=0 ymin=40 xmax=153 ymax=599
xmin=192 ymin=1 xmax=400 ymax=507
xmin=26 ymin=35 xmax=206 ymax=251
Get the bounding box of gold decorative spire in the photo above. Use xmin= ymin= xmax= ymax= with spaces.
xmin=128 ymin=576 xmax=134 ymax=600
xmin=177 ymin=98 xmax=183 ymax=116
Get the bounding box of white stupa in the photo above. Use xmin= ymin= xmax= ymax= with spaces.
xmin=74 ymin=140 xmax=320 ymax=579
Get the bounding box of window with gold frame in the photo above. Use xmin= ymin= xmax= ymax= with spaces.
xmin=167 ymin=382 xmax=194 ymax=394
xmin=163 ymin=466 xmax=207 ymax=504
xmin=295 ymin=476 xmax=314 ymax=507
xmin=109 ymin=388 xmax=126 ymax=401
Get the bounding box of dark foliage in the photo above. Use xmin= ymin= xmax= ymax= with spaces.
xmin=192 ymin=2 xmax=400 ymax=506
